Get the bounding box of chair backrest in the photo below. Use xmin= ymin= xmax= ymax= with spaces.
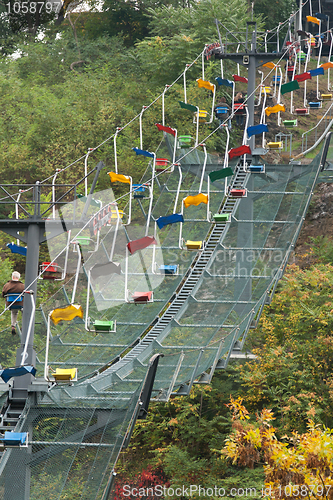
xmin=41 ymin=262 xmax=59 ymax=273
xmin=156 ymin=158 xmax=169 ymax=167
xmin=5 ymin=294 xmax=23 ymax=310
xmin=133 ymin=184 xmax=145 ymax=192
xmin=215 ymin=106 xmax=229 ymax=115
xmin=178 ymin=135 xmax=193 ymax=147
xmin=234 ymin=103 xmax=245 ymax=114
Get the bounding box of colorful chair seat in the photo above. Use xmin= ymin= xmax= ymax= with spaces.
xmin=267 ymin=141 xmax=283 ymax=150
xmin=213 ymin=213 xmax=229 ymax=222
xmin=283 ymin=119 xmax=297 ymax=127
xmin=132 ymin=292 xmax=153 ymax=303
xmin=52 ymin=368 xmax=77 ymax=382
xmin=248 ymin=165 xmax=265 ymax=173
xmin=94 ymin=320 xmax=115 ymax=333
xmin=230 ymin=188 xmax=247 ymax=197
xmin=295 ymin=108 xmax=309 ymax=115
xmin=159 ymin=265 xmax=178 ymax=275
xmin=185 ymin=241 xmax=203 ymax=250
xmin=5 ymin=294 xmax=23 ymax=310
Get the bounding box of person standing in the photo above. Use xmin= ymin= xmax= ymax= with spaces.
xmin=2 ymin=271 xmax=24 ymax=335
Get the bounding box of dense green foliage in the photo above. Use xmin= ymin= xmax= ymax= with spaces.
xmin=114 ymin=260 xmax=333 ymax=494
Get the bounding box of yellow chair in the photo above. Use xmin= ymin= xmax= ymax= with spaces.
xmin=52 ymin=368 xmax=77 ymax=382
xmin=109 ymin=209 xmax=124 ymax=221
xmin=197 ymin=110 xmax=209 ymax=123
xmin=49 ymin=304 xmax=84 ymax=326
xmin=261 ymin=86 xmax=272 ymax=94
xmin=185 ymin=240 xmax=203 ymax=250
xmin=267 ymin=141 xmax=283 ymax=150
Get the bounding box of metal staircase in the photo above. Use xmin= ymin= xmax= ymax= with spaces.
xmin=0 ymin=390 xmax=27 ymax=432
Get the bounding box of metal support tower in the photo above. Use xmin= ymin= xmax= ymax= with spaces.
xmin=215 ymin=21 xmax=284 ymax=150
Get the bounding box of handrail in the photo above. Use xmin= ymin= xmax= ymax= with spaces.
xmin=300 ymin=101 xmax=333 ymax=155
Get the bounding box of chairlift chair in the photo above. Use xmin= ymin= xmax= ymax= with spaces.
xmin=294 ymin=108 xmax=309 ymax=115
xmin=152 ymin=214 xmax=183 ymax=274
xmin=266 ymin=141 xmax=283 ymax=150
xmin=155 ymin=123 xmax=178 ymax=164
xmin=261 ymin=86 xmax=272 ymax=94
xmin=156 ymin=158 xmax=173 ymax=173
xmin=158 ymin=265 xmax=179 ymax=275
xmin=283 ymin=119 xmax=298 ymax=127
xmin=85 ymin=265 xmax=118 ymax=333
xmin=247 ymin=164 xmax=265 ymax=173
xmin=0 ymin=432 xmax=29 ymax=448
xmin=93 ymin=320 xmax=116 ymax=333
xmin=125 ymin=236 xmax=157 ymax=303
xmin=45 ymin=306 xmax=83 ymax=381
xmin=131 ymin=291 xmax=154 ymax=303
xmin=308 ymin=101 xmax=322 ymax=108
xmin=212 ymin=213 xmax=230 ymax=222
xmin=40 ymin=262 xmax=63 ymax=280
xmin=52 ymin=368 xmax=78 ymax=383
xmin=132 ymin=184 xmax=151 ymax=199
xmin=177 ymin=140 xmax=211 ymax=248
xmin=178 ymin=192 xmax=210 ymax=249
xmin=229 ymin=188 xmax=247 ymax=197
xmin=183 ymin=240 xmax=204 ymax=250
xmin=132 ymin=148 xmax=156 ymax=237
xmin=108 ymin=172 xmax=133 ymax=226
xmin=271 ymin=75 xmax=281 ymax=85
xmin=196 ymin=78 xmax=216 ymax=123
xmin=193 ymin=109 xmax=209 ymax=124
xmin=214 ymin=106 xmax=229 ymax=122
xmin=233 ymin=103 xmax=246 ymax=117
xmin=177 ymin=136 xmax=194 ymax=148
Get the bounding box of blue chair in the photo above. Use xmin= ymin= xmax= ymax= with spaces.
xmin=5 ymin=294 xmax=23 ymax=310
xmin=159 ymin=265 xmax=178 ymax=275
xmin=132 ymin=184 xmax=146 ymax=199
xmin=0 ymin=432 xmax=28 ymax=447
xmin=215 ymin=106 xmax=229 ymax=117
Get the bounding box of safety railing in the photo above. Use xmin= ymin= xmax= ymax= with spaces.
xmin=301 ymin=101 xmax=333 ymax=154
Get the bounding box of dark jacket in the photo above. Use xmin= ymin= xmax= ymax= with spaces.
xmin=2 ymin=280 xmax=24 ymax=307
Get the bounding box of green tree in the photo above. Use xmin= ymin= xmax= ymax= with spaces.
xmin=239 ymin=263 xmax=333 ymax=432
xmin=253 ymin=0 xmax=297 ymax=31
xmin=82 ymin=0 xmax=197 ymax=46
xmin=135 ymin=0 xmax=255 ymax=86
